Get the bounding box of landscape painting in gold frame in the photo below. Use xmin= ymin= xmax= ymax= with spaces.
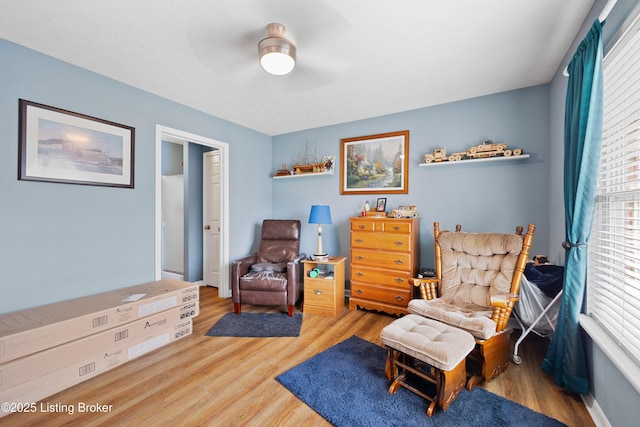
xmin=340 ymin=130 xmax=409 ymax=195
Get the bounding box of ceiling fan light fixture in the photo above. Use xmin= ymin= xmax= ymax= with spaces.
xmin=258 ymin=23 xmax=296 ymax=76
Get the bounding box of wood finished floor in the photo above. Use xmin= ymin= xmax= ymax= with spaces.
xmin=2 ymin=286 xmax=594 ymax=427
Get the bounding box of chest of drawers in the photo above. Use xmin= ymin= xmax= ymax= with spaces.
xmin=349 ymin=216 xmax=420 ymax=316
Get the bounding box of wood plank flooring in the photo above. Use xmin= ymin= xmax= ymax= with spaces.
xmin=2 ymin=286 xmax=594 ymax=427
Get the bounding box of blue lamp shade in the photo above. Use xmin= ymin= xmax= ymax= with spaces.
xmin=308 ymin=205 xmax=332 ymax=225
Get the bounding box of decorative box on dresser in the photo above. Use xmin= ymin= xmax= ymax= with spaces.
xmin=349 ymin=216 xmax=420 ymax=316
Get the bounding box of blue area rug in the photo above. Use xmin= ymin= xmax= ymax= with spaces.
xmin=205 ymin=312 xmax=302 ymax=337
xmin=276 ymin=335 xmax=566 ymax=426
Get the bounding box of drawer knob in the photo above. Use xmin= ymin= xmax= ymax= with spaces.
xmin=395 ymin=295 xmax=405 ymax=301
xmin=356 ymin=255 xmax=364 ymax=260
xmin=358 ymin=225 xmax=365 ymax=229
xmin=314 ymin=289 xmax=323 ymax=295
xmin=355 ymin=289 xmax=364 ymax=294
xmin=395 ymin=259 xmax=404 ymax=264
xmin=393 ymin=226 xmax=400 ymax=230
xmin=395 ymin=278 xmax=404 ymax=283
xmin=394 ymin=241 xmax=404 ymax=246
xmin=355 ymin=238 xmax=364 ymax=243
xmin=356 ymin=272 xmax=364 ymax=277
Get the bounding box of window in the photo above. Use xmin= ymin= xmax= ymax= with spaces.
xmin=587 ymin=11 xmax=640 ymax=367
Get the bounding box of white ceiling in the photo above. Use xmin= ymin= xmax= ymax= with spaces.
xmin=0 ymin=0 xmax=595 ymax=136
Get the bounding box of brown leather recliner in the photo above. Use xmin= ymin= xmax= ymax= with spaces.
xmin=231 ymin=219 xmax=305 ymax=316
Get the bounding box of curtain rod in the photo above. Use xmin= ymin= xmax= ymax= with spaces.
xmin=562 ymin=0 xmax=618 ymax=76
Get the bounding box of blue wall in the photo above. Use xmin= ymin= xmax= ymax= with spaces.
xmin=0 ymin=38 xmax=273 ymax=313
xmin=272 ymin=86 xmax=550 ymax=270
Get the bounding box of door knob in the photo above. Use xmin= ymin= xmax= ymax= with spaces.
xmin=204 ymin=225 xmax=211 ymax=230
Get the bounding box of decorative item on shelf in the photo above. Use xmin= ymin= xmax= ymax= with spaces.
xmin=274 ymin=140 xmax=335 ymax=178
xmin=364 ymin=200 xmax=371 ymax=212
xmin=423 ymin=140 xmax=524 ymax=164
xmin=273 ymin=159 xmax=334 ymax=178
xmin=275 ymin=163 xmax=290 ymax=177
xmin=423 ymin=147 xmax=458 ymax=163
xmin=293 ymin=142 xmax=331 ymax=174
xmin=376 ymin=197 xmax=387 ymax=212
xmin=308 ymin=205 xmax=332 ymax=261
xmin=390 ymin=205 xmax=419 ymax=218
xmin=293 ymin=155 xmax=334 ymax=175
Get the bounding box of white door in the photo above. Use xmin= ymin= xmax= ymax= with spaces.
xmin=203 ymin=150 xmax=221 ymax=287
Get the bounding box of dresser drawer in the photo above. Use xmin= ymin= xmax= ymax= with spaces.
xmin=351 ymin=232 xmax=411 ymax=252
xmin=351 ymin=249 xmax=411 ymax=270
xmin=351 ymin=219 xmax=379 ymax=232
xmin=350 ymin=283 xmax=411 ymax=307
xmin=304 ymin=280 xmax=335 ymax=309
xmin=350 ymin=219 xmax=412 ymax=233
xmin=350 ymin=266 xmax=412 ymax=288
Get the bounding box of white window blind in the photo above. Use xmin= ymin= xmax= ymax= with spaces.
xmin=588 ymin=12 xmax=640 ymax=367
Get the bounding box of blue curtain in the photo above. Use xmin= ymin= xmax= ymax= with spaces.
xmin=542 ymin=20 xmax=604 ymax=395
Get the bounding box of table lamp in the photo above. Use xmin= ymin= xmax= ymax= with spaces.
xmin=308 ymin=205 xmax=332 ymax=260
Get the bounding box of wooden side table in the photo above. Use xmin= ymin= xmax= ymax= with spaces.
xmin=302 ymin=256 xmax=346 ymax=317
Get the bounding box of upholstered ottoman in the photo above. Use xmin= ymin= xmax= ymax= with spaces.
xmin=381 ymin=314 xmax=475 ymax=417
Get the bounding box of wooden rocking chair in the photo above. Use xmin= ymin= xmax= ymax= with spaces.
xmin=410 ymin=222 xmax=535 ymax=389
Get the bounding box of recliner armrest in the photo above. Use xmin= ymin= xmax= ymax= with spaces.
xmin=286 ymin=253 xmax=305 ymax=281
xmin=231 ymin=253 xmax=258 ymax=303
xmin=285 ymin=253 xmax=306 ymax=306
xmin=233 ymin=253 xmax=258 ymax=274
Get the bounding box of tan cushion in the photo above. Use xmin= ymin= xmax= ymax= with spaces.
xmin=408 ymin=298 xmax=496 ymax=339
xmin=381 ymin=314 xmax=475 ymax=371
xmin=438 ymin=231 xmax=523 ymax=308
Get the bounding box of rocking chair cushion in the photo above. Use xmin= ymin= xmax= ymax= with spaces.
xmin=408 ymin=298 xmax=496 ymax=340
xmin=381 ymin=314 xmax=475 ymax=372
xmin=438 ymin=231 xmax=523 ymax=307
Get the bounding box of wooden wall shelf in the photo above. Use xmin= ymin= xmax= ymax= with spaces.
xmin=418 ymin=154 xmax=530 ymax=167
xmin=273 ymin=170 xmax=334 ymax=179
xmin=273 ymin=154 xmax=335 ymax=179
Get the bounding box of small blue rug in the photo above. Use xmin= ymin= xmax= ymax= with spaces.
xmin=276 ymin=335 xmax=567 ymax=426
xmin=205 ymin=312 xmax=302 ymax=337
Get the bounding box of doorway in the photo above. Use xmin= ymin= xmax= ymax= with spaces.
xmin=155 ymin=125 xmax=231 ymax=297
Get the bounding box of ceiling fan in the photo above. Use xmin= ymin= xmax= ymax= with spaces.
xmin=258 ymin=23 xmax=296 ymax=76
xmin=186 ymin=3 xmax=351 ymax=91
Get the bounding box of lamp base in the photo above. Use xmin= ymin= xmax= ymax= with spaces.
xmin=313 ymin=253 xmax=329 ymax=261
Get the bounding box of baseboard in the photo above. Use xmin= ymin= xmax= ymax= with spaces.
xmin=161 ymin=271 xmax=184 ymax=280
xmin=581 ymin=393 xmax=611 ymax=427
